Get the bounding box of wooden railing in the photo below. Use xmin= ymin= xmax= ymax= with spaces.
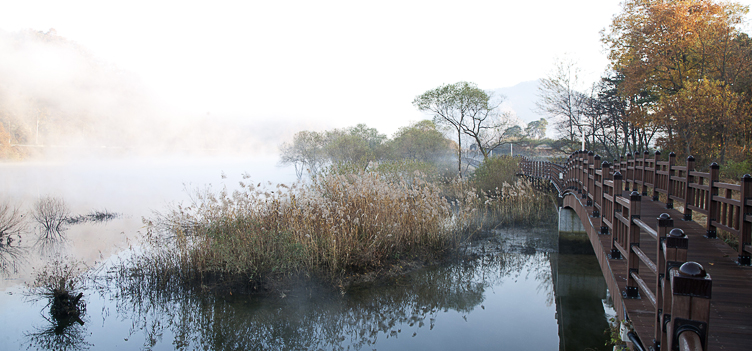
xmin=522 ymin=151 xmax=752 ymax=266
xmin=519 ymin=150 xmax=749 ymax=351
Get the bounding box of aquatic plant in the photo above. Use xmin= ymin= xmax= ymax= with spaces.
xmin=130 ymin=169 xmax=471 ymax=292
xmin=26 ymin=259 xmax=89 ymax=326
xmin=65 ymin=209 xmax=119 ymax=224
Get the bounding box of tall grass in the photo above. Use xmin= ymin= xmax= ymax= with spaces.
xmin=470 ymin=156 xmax=558 ymax=228
xmin=130 ymin=169 xmax=473 ymax=291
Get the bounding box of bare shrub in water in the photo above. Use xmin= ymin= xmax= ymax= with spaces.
xmin=26 ymin=259 xmax=89 ymax=324
xmin=0 ymin=200 xmax=25 ymax=237
xmin=32 ymin=196 xmax=70 ymax=235
xmin=133 ymin=169 xmax=471 ymax=291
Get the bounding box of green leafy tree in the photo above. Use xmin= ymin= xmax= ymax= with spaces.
xmin=413 ymin=82 xmax=510 ymax=177
xmin=279 ymin=130 xmax=326 ymax=179
xmin=389 ymin=120 xmax=452 ymax=161
xmin=525 ymin=119 xmax=548 ymax=140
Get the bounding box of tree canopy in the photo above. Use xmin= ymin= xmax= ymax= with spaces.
xmin=413 ymin=81 xmax=513 ymax=177
xmin=601 ymin=0 xmax=752 ymax=165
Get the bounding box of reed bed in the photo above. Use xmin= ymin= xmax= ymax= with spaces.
xmin=130 ymin=170 xmax=474 ymax=291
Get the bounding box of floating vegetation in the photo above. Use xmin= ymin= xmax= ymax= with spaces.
xmin=65 ymin=210 xmax=119 ymax=225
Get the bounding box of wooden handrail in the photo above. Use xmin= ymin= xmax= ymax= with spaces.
xmin=518 ymin=150 xmax=752 ymax=266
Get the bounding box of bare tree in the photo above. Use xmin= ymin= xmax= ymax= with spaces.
xmin=536 ymin=59 xmax=589 ymax=146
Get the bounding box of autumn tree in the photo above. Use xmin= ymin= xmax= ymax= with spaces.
xmin=413 ymin=82 xmax=511 ymax=177
xmin=602 ymin=0 xmax=752 ymax=164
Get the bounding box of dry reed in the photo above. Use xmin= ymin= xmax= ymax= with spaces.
xmin=130 ymin=169 xmax=472 ymax=291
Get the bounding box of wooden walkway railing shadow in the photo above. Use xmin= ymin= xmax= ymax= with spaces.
xmin=520 ymin=151 xmax=752 ymax=351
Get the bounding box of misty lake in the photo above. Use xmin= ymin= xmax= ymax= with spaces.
xmin=0 ymin=157 xmax=613 ymax=350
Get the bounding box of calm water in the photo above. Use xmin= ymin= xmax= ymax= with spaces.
xmin=0 ymin=157 xmax=612 ymax=350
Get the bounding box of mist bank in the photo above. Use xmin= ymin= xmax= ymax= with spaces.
xmin=0 ymin=28 xmax=303 ymax=160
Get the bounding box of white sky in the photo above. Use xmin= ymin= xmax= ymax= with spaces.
xmin=2 ymin=0 xmax=752 ymax=137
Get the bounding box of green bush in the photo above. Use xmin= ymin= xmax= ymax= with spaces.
xmin=472 ymin=156 xmax=520 ymax=194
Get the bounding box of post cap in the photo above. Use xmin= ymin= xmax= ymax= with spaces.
xmin=669 ymin=151 xmax=676 ymax=157
xmin=710 ymin=162 xmax=720 ymax=169
xmin=625 ymin=153 xmax=631 ymax=157
xmin=668 ymin=228 xmax=686 ymax=238
xmin=658 ymin=213 xmax=673 ymax=227
xmin=743 ymin=174 xmax=751 ymax=180
xmin=644 ymin=150 xmax=650 ymax=155
xmin=613 ymin=171 xmax=623 ymax=180
xmin=594 ymin=154 xmax=601 ymax=160
xmin=655 ymin=150 xmax=661 ymax=156
xmin=588 ymin=151 xmax=594 ymax=156
xmin=630 ymin=191 xmax=641 ymax=200
xmin=602 ymin=161 xmax=611 ymax=168
xmin=679 ymin=262 xmax=706 ymax=278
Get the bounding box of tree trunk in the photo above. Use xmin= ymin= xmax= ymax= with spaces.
xmin=457 ymin=129 xmax=462 ymax=178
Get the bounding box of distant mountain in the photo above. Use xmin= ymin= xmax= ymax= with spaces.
xmin=491 ymin=80 xmax=546 ymax=126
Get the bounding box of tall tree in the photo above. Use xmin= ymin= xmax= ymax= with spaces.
xmin=536 ymin=59 xmax=590 ymax=146
xmin=413 ymin=82 xmax=509 ymax=177
xmin=602 ymin=0 xmax=752 ymax=164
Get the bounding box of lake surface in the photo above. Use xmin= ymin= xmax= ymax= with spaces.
xmin=0 ymin=157 xmax=613 ymax=350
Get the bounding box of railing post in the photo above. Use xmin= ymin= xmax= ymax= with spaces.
xmin=739 ymin=174 xmax=752 ymax=265
xmin=654 ymin=213 xmax=674 ymax=350
xmin=625 ymin=190 xmax=642 ymax=299
xmin=642 ymin=150 xmax=661 ymax=197
xmin=706 ymin=163 xmax=720 ymax=238
xmin=584 ymin=151 xmax=593 ymax=200
xmin=666 ymin=262 xmax=712 ymax=351
xmin=610 ymin=172 xmax=623 ymax=259
xmin=626 ymin=153 xmax=634 ymax=192
xmin=666 ymin=152 xmax=676 ymax=209
xmin=598 ymin=161 xmax=611 ymax=226
xmin=589 ymin=153 xmax=600 ymax=207
xmin=683 ymin=156 xmax=696 ymax=221
xmin=661 ymin=228 xmax=689 ymax=349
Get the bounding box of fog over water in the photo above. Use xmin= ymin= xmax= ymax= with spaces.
xmin=0 ymin=156 xmax=297 ymax=287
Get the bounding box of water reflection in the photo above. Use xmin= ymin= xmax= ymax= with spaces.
xmin=553 ymin=232 xmax=610 ymax=351
xmin=93 ymin=229 xmax=564 ymax=350
xmin=24 ymin=314 xmax=92 ymax=351
xmin=3 ymin=226 xmax=612 ymax=350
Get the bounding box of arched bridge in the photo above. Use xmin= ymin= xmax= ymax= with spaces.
xmin=520 ymin=151 xmax=752 ymax=351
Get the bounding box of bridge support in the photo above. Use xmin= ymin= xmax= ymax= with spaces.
xmin=559 ymin=207 xmax=586 ymax=235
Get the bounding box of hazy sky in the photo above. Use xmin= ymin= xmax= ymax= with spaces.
xmin=2 ymin=0 xmax=752 ymax=137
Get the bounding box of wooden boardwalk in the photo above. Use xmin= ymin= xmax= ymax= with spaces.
xmin=522 ymin=151 xmax=752 ymax=351
xmin=567 ymin=192 xmax=752 ymax=350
